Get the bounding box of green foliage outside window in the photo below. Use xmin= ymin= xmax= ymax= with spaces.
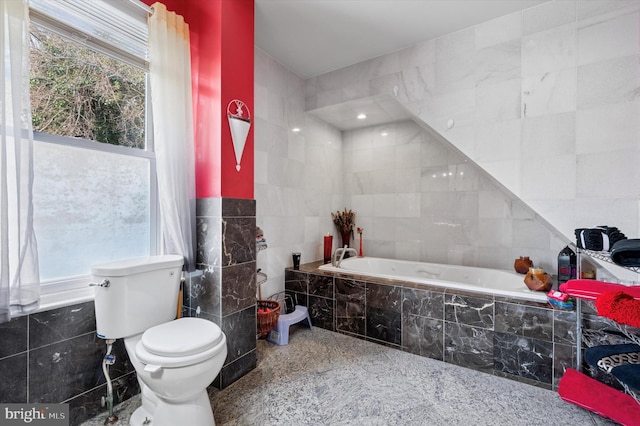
xmin=29 ymin=25 xmax=146 ymax=149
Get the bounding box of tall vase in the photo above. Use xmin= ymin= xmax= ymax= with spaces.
xmin=340 ymin=230 xmax=351 ymax=249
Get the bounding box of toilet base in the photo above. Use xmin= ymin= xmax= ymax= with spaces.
xmin=129 ymin=390 xmax=215 ymax=426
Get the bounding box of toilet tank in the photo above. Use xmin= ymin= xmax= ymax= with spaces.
xmin=91 ymin=255 xmax=184 ymax=339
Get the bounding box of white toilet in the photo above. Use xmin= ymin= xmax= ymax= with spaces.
xmin=91 ymin=255 xmax=227 ymax=426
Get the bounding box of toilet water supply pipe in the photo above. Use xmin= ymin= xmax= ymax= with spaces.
xmin=102 ymin=339 xmax=118 ymax=423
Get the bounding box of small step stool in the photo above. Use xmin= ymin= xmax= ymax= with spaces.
xmin=267 ymin=305 xmax=312 ymax=346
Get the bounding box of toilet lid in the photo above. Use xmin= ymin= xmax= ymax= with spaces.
xmin=140 ymin=317 xmax=223 ymax=357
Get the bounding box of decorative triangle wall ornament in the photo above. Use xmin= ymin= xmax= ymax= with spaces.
xmin=227 ymin=99 xmax=251 ymax=171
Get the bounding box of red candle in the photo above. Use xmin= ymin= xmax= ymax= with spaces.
xmin=323 ymin=234 xmax=333 ymax=264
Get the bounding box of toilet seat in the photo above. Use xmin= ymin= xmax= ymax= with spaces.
xmin=135 ymin=317 xmax=225 ymax=368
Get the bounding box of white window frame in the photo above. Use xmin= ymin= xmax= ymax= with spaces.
xmin=28 ymin=1 xmax=157 ymax=312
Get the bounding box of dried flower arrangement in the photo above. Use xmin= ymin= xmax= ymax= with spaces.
xmin=331 ymin=208 xmax=356 ymax=241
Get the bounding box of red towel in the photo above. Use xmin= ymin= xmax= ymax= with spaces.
xmin=558 ymin=368 xmax=640 ymax=425
xmin=596 ymin=291 xmax=640 ymax=328
xmin=559 ymin=279 xmax=640 ymax=301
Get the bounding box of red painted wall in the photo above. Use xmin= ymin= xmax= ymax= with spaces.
xmin=142 ymin=0 xmax=254 ymax=199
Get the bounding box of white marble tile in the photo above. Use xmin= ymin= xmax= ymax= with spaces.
xmin=521 ymin=154 xmax=576 ymax=200
xmin=395 ymin=141 xmax=421 ymax=170
xmin=474 ymin=39 xmax=521 ymax=87
xmin=399 ymin=38 xmax=436 ymax=69
xmin=350 ymin=194 xmax=374 ymax=217
xmin=577 ymin=54 xmax=640 ymax=110
xmin=369 ymin=72 xmax=399 ymax=99
xmin=395 ymin=167 xmax=422 ymax=194
xmin=475 ymin=11 xmax=522 ymax=49
xmin=435 ymin=28 xmax=475 ymax=94
xmin=523 ymin=0 xmax=577 ymax=36
xmin=436 ymin=26 xmax=475 ymax=60
xmin=576 ymin=198 xmax=639 ymax=237
xmin=577 ymin=0 xmax=640 ymax=21
xmin=577 ymin=11 xmax=640 ymax=66
xmin=511 ymin=217 xmax=552 ymax=249
xmin=522 ymin=23 xmax=576 ymax=77
xmin=478 ymin=159 xmax=521 ymax=195
xmin=576 ymin=101 xmax=640 ymax=154
xmin=371 ymin=145 xmax=395 ymax=171
xmin=475 ymin=78 xmax=521 ymax=124
xmin=399 ymin=63 xmax=436 ymax=104
xmin=254 ymin=149 xmax=268 ymax=185
xmin=479 ymin=190 xmax=513 ymax=219
xmin=432 ymin=88 xmax=476 ymax=133
xmin=474 ymin=119 xmax=522 ymax=162
xmin=369 ymin=168 xmax=396 ymax=193
xmin=478 ymin=218 xmax=513 ymax=247
xmin=522 ymin=68 xmax=577 ymax=117
xmin=576 ymin=150 xmax=640 ymax=198
xmin=522 ymin=112 xmax=576 ymax=157
xmin=395 ymin=193 xmax=421 ymax=218
xmin=435 ymin=55 xmax=475 ymax=95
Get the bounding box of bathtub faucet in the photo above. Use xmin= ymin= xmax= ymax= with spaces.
xmin=332 ymin=246 xmax=357 ymax=268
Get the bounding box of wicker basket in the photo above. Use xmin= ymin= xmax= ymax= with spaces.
xmin=257 ymin=300 xmax=280 ymax=339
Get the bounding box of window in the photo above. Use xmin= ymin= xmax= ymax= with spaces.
xmin=28 ymin=1 xmax=155 ymax=288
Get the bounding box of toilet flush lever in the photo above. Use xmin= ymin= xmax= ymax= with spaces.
xmin=89 ymin=279 xmax=110 ymax=288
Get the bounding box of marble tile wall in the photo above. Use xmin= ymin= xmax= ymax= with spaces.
xmin=285 ymin=267 xmax=636 ymax=391
xmin=0 ymin=302 xmax=139 ymax=425
xmin=343 ymin=119 xmax=564 ymax=272
xmin=304 ymin=0 xmax=640 ymax=277
xmin=254 ymin=48 xmax=344 ymax=300
xmin=193 ymin=197 xmax=257 ymax=389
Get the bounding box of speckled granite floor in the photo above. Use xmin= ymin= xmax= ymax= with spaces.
xmin=80 ymin=327 xmax=616 ymax=426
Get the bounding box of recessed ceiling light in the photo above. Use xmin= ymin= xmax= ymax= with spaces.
xmin=357 ymin=113 xmax=367 ymax=120
xmin=292 ymin=127 xmax=301 ymax=133
xmin=380 ymin=131 xmax=388 ymax=136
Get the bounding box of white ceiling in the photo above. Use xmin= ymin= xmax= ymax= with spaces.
xmin=255 ymin=0 xmax=548 ymax=80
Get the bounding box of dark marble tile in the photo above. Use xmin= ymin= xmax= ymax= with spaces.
xmin=29 ymin=333 xmax=105 ymax=403
xmin=221 ymin=306 xmax=256 ymax=366
xmin=308 ymin=295 xmax=334 ymax=331
xmin=494 ymin=302 xmax=553 ymax=341
xmin=285 ymin=270 xmax=308 ymax=293
xmin=196 ymin=197 xmax=222 ymax=218
xmin=284 ymin=291 xmax=308 ymax=313
xmin=444 ymin=322 xmax=494 ymax=373
xmin=196 ymin=216 xmax=223 ymax=266
xmin=444 ymin=293 xmax=494 ymax=330
xmin=216 ymin=350 xmax=256 ymax=389
xmin=402 ymin=314 xmax=443 ymax=360
xmin=493 ymin=332 xmax=553 ymax=385
xmin=221 ymin=262 xmax=256 ymax=317
xmin=222 ymin=217 xmax=256 ymax=265
xmin=582 ymin=313 xmax=634 ymax=347
xmin=366 ymin=306 xmax=401 ymax=346
xmin=553 ymin=309 xmax=577 ymax=345
xmin=0 ymin=353 xmax=27 ymax=402
xmin=366 ymin=283 xmax=401 ymax=345
xmin=67 ymin=371 xmax=139 ymax=426
xmin=366 ymin=282 xmax=401 ymax=311
xmin=402 ymin=288 xmax=444 ymax=320
xmin=29 ymin=301 xmax=96 ymax=349
xmin=0 ymin=315 xmax=27 ymax=358
xmin=553 ymin=342 xmax=576 ymax=389
xmin=222 ymin=197 xmax=256 ymax=217
xmin=188 ymin=266 xmax=221 ymax=317
xmin=308 ymin=273 xmax=333 ymax=299
xmin=335 ymin=279 xmax=366 ymax=337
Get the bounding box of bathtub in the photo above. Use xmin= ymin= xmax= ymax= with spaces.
xmin=318 ymin=256 xmax=548 ymax=303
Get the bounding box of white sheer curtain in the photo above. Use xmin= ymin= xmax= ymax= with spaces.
xmin=148 ymin=3 xmax=196 ymax=271
xmin=1 ymin=0 xmax=40 ymax=322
